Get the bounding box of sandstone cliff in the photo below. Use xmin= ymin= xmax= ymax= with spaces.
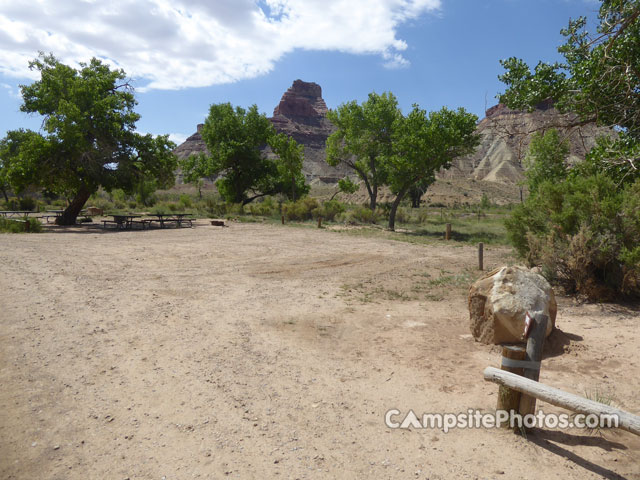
xmin=439 ymin=102 xmax=610 ymax=183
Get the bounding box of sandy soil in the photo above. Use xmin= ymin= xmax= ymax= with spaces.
xmin=1 ymin=221 xmax=639 ymax=479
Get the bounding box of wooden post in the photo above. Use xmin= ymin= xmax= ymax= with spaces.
xmin=281 ymin=215 xmax=285 ymax=225
xmin=478 ymin=242 xmax=484 ymax=270
xmin=496 ymin=345 xmax=526 ymax=428
xmin=24 ymin=219 xmax=30 ymax=232
xmin=445 ymin=223 xmax=451 ymax=240
xmin=317 ymin=217 xmax=322 ymax=228
xmin=518 ymin=314 xmax=548 ymax=419
xmin=484 ymin=367 xmax=640 ymax=437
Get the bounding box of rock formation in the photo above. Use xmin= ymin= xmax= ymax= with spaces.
xmin=173 ymin=80 xmax=347 ymax=185
xmin=268 ymin=80 xmax=348 ymax=183
xmin=440 ymin=101 xmax=610 ymax=183
xmin=468 ymin=266 xmax=557 ymax=344
xmin=173 ymin=85 xmax=610 ymax=188
xmin=173 ymin=124 xmax=208 ymax=184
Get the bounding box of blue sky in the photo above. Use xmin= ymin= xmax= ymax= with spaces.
xmin=0 ymin=0 xmax=600 ymax=145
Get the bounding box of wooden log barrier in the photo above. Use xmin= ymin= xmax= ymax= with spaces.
xmin=484 ymin=367 xmax=640 ymax=436
xmin=496 ymin=346 xmax=526 ymax=428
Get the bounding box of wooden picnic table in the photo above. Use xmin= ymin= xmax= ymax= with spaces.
xmin=148 ymin=213 xmax=193 ymax=228
xmin=0 ymin=210 xmax=36 ymax=218
xmin=103 ymin=214 xmax=143 ymax=230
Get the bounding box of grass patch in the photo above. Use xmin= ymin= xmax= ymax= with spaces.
xmin=0 ymin=217 xmax=42 ymax=233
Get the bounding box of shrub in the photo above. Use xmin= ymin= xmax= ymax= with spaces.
xmin=313 ymin=200 xmax=345 ymax=222
xmin=282 ymin=197 xmax=319 ymax=221
xmin=247 ymin=197 xmax=278 ymax=216
xmin=0 ymin=217 xmax=42 ymax=233
xmin=506 ymin=173 xmax=640 ymax=300
xmin=18 ymin=196 xmax=37 ymax=211
xmin=344 ymin=206 xmax=382 ymax=224
xmin=179 ymin=194 xmax=193 ymax=209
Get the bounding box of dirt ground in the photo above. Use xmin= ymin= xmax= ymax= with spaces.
xmin=1 ymin=221 xmax=639 ymax=479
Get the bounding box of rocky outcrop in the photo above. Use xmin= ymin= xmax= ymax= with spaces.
xmin=468 ymin=266 xmax=557 ymax=344
xmin=173 ymin=124 xmax=208 ymax=184
xmin=440 ymin=102 xmax=611 ymax=183
xmin=173 ymin=80 xmax=348 ymax=184
xmin=268 ymin=80 xmax=348 ymax=183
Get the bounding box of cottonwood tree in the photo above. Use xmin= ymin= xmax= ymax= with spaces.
xmin=499 ymin=0 xmax=640 ymax=183
xmin=269 ymin=132 xmax=309 ymax=201
xmin=0 ymin=54 xmax=177 ymax=225
xmin=386 ymin=106 xmax=479 ymax=231
xmin=326 ymin=92 xmax=401 ymax=210
xmin=180 ymin=103 xmax=308 ymax=204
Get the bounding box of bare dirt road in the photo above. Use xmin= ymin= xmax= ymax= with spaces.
xmin=1 ymin=221 xmax=639 ymax=479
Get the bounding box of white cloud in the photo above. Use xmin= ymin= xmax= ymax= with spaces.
xmin=0 ymin=0 xmax=440 ymax=90
xmin=168 ymin=132 xmax=188 ymax=145
xmin=1 ymin=82 xmax=21 ymax=99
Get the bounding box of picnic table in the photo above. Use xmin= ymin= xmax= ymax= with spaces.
xmin=0 ymin=210 xmax=36 ymax=218
xmin=103 ymin=214 xmax=144 ymax=230
xmin=148 ymin=213 xmax=193 ymax=228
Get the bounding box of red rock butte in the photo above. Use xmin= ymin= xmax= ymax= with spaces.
xmin=272 ymin=80 xmax=329 ymax=119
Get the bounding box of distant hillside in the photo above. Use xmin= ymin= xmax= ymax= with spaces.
xmin=439 ymin=101 xmax=611 ymax=183
xmin=174 ymin=85 xmax=610 ymax=188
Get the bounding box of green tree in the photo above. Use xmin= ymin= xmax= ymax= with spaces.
xmin=499 ymin=0 xmax=640 ymax=299
xmin=330 ymin=177 xmax=359 ymax=200
xmin=269 ymin=132 xmax=309 ymax=201
xmin=498 ymin=0 xmax=640 ymax=183
xmin=326 ymin=92 xmax=401 ymax=210
xmin=180 ymin=103 xmax=308 ymax=204
xmin=0 ymin=54 xmax=176 ymax=224
xmin=524 ymin=129 xmax=569 ymax=194
xmin=386 ymin=106 xmax=479 ymax=231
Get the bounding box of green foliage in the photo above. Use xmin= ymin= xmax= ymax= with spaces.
xmin=0 ymin=217 xmax=42 ymax=233
xmin=326 ymin=92 xmax=401 ymax=210
xmin=18 ymin=196 xmax=37 ymax=211
xmin=337 ymin=178 xmax=359 ymax=195
xmin=180 ymin=103 xmax=308 ymax=205
xmin=498 ymin=0 xmax=640 ymax=183
xmin=344 ymin=205 xmax=382 ymax=224
xmin=246 ymin=196 xmax=279 ymax=216
xmin=480 ymin=193 xmax=492 ymax=210
xmin=506 ymin=171 xmax=640 ymax=299
xmin=135 ymin=177 xmax=158 ymax=207
xmin=386 ymin=106 xmax=479 ymax=230
xmin=0 ymin=54 xmax=176 ymax=224
xmin=524 ymin=130 xmax=569 ymax=194
xmin=179 ymin=194 xmax=193 ymax=209
xmin=282 ymin=197 xmax=319 ymax=221
xmin=269 ymin=132 xmax=309 ymax=201
xmin=314 ymin=200 xmax=346 ymax=222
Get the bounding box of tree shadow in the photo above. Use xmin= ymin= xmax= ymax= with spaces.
xmin=404 ymin=228 xmax=503 ymax=243
xmin=41 ymin=223 xmax=200 ymax=234
xmin=528 ymin=429 xmax=629 ymax=480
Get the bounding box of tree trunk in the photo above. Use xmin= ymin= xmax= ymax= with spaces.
xmin=57 ymin=187 xmax=92 ymax=225
xmin=370 ymin=183 xmax=378 ymax=211
xmin=1 ymin=186 xmax=8 ymax=202
xmin=388 ymin=185 xmax=410 ymax=231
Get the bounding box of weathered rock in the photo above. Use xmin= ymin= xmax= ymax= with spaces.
xmin=468 ymin=266 xmax=557 ymax=344
xmin=268 ymin=79 xmax=348 ymax=183
xmin=440 ymin=102 xmax=612 ymax=184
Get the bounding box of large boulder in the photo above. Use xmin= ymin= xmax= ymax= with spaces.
xmin=468 ymin=266 xmax=556 ymax=344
